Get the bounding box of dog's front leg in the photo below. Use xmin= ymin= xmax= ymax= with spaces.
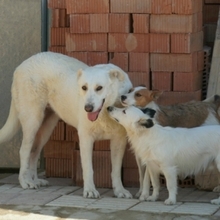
xmin=135 ymin=155 xmax=146 ymax=198
xmin=139 ymin=165 xmax=150 ymax=201
xmin=163 ymin=166 xmax=177 ymax=205
xmin=110 ymin=136 xmax=132 ymax=198
xmin=79 ymin=135 xmax=100 ymax=199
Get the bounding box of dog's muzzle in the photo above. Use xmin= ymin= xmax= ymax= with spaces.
xmin=121 ymin=95 xmax=126 ymax=101
xmin=85 ymin=104 xmax=94 ymax=112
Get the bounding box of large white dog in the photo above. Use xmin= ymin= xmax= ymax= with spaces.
xmin=0 ymin=52 xmax=133 ymax=199
xmin=107 ymin=105 xmax=220 ymax=205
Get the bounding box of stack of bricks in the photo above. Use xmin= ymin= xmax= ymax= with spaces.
xmin=47 ymin=0 xmax=205 ymax=188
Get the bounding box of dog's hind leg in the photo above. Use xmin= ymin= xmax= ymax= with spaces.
xmin=211 ymin=158 xmax=220 ymax=205
xmin=110 ymin=136 xmax=132 ymax=198
xmin=29 ymin=108 xmax=59 ymax=187
xmin=18 ymin=106 xmax=46 ymax=189
xmin=139 ymin=165 xmax=151 ymax=201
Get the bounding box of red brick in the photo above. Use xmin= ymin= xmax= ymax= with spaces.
xmin=157 ymin=90 xmax=202 ymax=105
xmin=128 ymin=72 xmax=150 ymax=88
xmin=152 ymin=72 xmax=172 ymax=91
xmin=171 ymin=31 xmax=203 ymax=53
xmin=172 ymin=0 xmax=203 ymax=14
xmin=44 ymin=140 xmax=73 ymax=159
xmin=50 ymin=120 xmax=65 ymax=141
xmin=70 ymin=14 xmax=90 ymax=33
xmin=150 ymin=33 xmax=170 ymax=53
xmin=150 ymin=52 xmax=198 ymax=72
xmin=151 ymin=0 xmax=172 ymax=14
xmin=87 ymin=52 xmax=108 ymax=66
xmin=109 ymin=14 xmax=131 ymax=33
xmin=48 ymin=0 xmax=66 ymax=9
xmin=109 ymin=53 xmax=129 ymax=72
xmin=90 ymin=14 xmax=108 ymax=33
xmin=94 ymin=140 xmax=110 ymax=151
xmin=50 ymin=27 xmax=69 ymax=46
xmin=66 ymin=33 xmax=107 ymax=52
xmin=108 ymin=33 xmax=150 ymax=52
xmin=129 ymin=53 xmax=149 ymax=72
xmin=66 ymin=0 xmax=109 ymax=14
xmin=203 ymin=5 xmax=220 ymax=23
xmin=111 ymin=0 xmax=151 ymax=13
xmin=205 ymin=0 xmax=220 ymax=3
xmin=132 ymin=14 xmax=149 ymax=33
xmin=67 ymin=52 xmax=88 ymax=64
xmin=75 ymin=150 xmax=112 ymax=187
xmin=49 ymin=46 xmax=67 ymax=55
xmin=45 ymin=158 xmax=71 ymax=178
xmin=173 ymin=71 xmax=203 ymax=92
xmin=123 ymin=168 xmax=139 ymax=187
xmin=65 ymin=124 xmax=79 ymax=142
xmin=150 ymin=13 xmax=202 ymax=33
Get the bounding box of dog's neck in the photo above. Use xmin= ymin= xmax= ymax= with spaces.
xmin=144 ymin=101 xmax=160 ymax=111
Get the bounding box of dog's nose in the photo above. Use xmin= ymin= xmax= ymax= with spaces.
xmin=121 ymin=95 xmax=126 ymax=101
xmin=85 ymin=104 xmax=94 ymax=112
xmin=107 ymin=106 xmax=113 ymax=112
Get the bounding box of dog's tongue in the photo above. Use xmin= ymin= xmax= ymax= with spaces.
xmin=87 ymin=110 xmax=99 ymax=121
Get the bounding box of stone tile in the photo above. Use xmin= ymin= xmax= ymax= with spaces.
xmin=6 ymin=193 xmax=61 ymax=206
xmin=46 ymin=195 xmax=97 ymax=208
xmin=87 ymin=197 xmax=140 ymax=210
xmin=213 ymin=207 xmax=220 ymax=217
xmin=170 ymin=202 xmax=220 ymax=215
xmin=195 ymin=191 xmax=219 ymax=203
xmin=69 ymin=188 xmax=111 ymax=197
xmin=180 ymin=190 xmax=208 ymax=202
xmin=0 ymin=174 xmax=19 ymax=184
xmin=130 ymin=201 xmax=182 ymax=213
xmin=0 ymin=193 xmax=20 ymax=204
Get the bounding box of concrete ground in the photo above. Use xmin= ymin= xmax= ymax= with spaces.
xmin=0 ymin=172 xmax=219 ymax=220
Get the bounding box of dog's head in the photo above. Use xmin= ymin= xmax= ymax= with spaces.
xmin=77 ymin=64 xmax=132 ymax=122
xmin=121 ymin=86 xmax=163 ymax=109
xmin=107 ymin=105 xmax=155 ymax=131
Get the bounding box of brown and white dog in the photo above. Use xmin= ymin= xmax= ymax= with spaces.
xmin=121 ymin=85 xmax=220 ymax=198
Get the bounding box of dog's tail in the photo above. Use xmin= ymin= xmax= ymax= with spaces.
xmin=0 ymin=99 xmax=20 ymax=144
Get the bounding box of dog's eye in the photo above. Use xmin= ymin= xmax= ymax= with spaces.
xmin=135 ymin=93 xmax=141 ymax=97
xmin=128 ymin=88 xmax=133 ymax=93
xmin=122 ymin=110 xmax=126 ymax=114
xmin=96 ymin=86 xmax=103 ymax=91
xmin=82 ymin=86 xmax=87 ymax=91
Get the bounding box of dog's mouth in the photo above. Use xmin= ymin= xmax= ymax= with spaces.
xmin=87 ymin=99 xmax=105 ymax=122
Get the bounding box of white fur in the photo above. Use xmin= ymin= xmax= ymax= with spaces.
xmin=0 ymin=52 xmax=133 ymax=199
xmin=107 ymin=106 xmax=220 ymax=205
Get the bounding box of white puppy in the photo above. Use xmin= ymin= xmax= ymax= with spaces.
xmin=0 ymin=52 xmax=133 ymax=199
xmin=107 ymin=105 xmax=220 ymax=205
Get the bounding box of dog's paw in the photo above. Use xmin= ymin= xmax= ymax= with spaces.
xmin=211 ymin=198 xmax=220 ymax=205
xmin=114 ymin=188 xmax=133 ymax=199
xmin=139 ymin=193 xmax=149 ymax=201
xmin=213 ymin=185 xmax=220 ymax=192
xmin=35 ymin=178 xmax=49 ymax=187
xmin=83 ymin=188 xmax=100 ymax=199
xmin=146 ymin=195 xmax=157 ymax=202
xmin=164 ymin=198 xmax=176 ymax=205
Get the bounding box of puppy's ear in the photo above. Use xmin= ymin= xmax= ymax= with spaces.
xmin=77 ymin=69 xmax=83 ymax=80
xmin=141 ymin=108 xmax=156 ymax=118
xmin=150 ymin=90 xmax=163 ymax=100
xmin=109 ymin=70 xmax=125 ymax=82
xmin=138 ymin=118 xmax=154 ymax=128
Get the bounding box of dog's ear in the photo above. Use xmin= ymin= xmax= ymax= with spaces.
xmin=149 ymin=90 xmax=163 ymax=100
xmin=109 ymin=70 xmax=125 ymax=82
xmin=77 ymin=69 xmax=83 ymax=80
xmin=138 ymin=118 xmax=154 ymax=128
xmin=141 ymin=108 xmax=156 ymax=118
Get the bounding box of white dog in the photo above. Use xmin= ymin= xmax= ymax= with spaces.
xmin=0 ymin=51 xmax=133 ymax=199
xmin=107 ymin=105 xmax=220 ymax=205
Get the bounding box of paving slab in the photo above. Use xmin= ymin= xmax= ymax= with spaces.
xmin=130 ymin=201 xmax=182 ymax=213
xmin=46 ymin=195 xmax=97 ymax=208
xmin=87 ymin=197 xmax=140 ymax=210
xmin=170 ymin=202 xmax=220 ymax=215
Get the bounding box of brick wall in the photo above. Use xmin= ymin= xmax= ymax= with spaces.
xmin=46 ymin=0 xmax=207 ymax=187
